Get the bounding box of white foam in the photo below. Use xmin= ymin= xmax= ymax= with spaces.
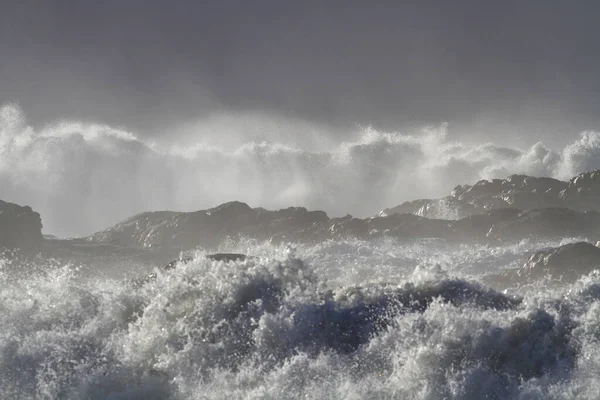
xmin=2 ymin=238 xmax=600 ymax=399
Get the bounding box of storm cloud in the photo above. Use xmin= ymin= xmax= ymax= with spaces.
xmin=2 ymin=1 xmax=600 ymax=146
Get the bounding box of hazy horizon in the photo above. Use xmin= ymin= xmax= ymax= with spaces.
xmin=2 ymin=1 xmax=600 ymax=236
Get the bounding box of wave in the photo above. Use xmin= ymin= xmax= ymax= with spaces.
xmin=2 ymin=104 xmax=600 ymax=236
xmin=3 ymin=247 xmax=600 ymax=399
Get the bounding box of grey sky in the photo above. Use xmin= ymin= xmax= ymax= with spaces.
xmin=2 ymin=0 xmax=600 ymax=148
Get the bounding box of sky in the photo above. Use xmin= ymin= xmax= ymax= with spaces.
xmin=2 ymin=0 xmax=600 ymax=148
xmin=3 ymin=1 xmax=600 ymax=236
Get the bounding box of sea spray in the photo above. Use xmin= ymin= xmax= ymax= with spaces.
xmin=4 ymin=104 xmax=600 ymax=237
xmin=2 ymin=238 xmax=600 ymax=398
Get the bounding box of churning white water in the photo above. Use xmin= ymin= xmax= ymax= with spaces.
xmin=2 ymin=238 xmax=600 ymax=399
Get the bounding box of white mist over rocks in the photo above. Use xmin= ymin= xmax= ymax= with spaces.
xmin=1 ymin=103 xmax=600 ymax=237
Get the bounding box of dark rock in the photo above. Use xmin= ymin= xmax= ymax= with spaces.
xmin=87 ymin=202 xmax=332 ymax=253
xmin=86 ymin=210 xmax=181 ymax=248
xmin=87 ymin=199 xmax=600 ymax=253
xmin=490 ymin=242 xmax=600 ymax=287
xmin=558 ymin=170 xmax=600 ymax=211
xmin=327 ymin=215 xmax=369 ymax=238
xmin=368 ymin=213 xmax=449 ymax=239
xmin=523 ymin=242 xmax=600 ymax=279
xmin=486 ymin=208 xmax=600 ymax=241
xmin=207 ymin=253 xmax=248 ymax=263
xmin=447 ymin=208 xmax=522 ymax=242
xmin=91 ymin=202 xmax=325 ymax=251
xmin=82 ymin=171 xmax=600 ymax=252
xmin=0 ymin=200 xmax=43 ymax=253
xmin=380 ymin=197 xmax=476 ymax=219
xmin=380 ymin=172 xmax=581 ymax=218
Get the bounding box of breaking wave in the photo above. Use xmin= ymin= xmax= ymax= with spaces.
xmin=3 ymin=239 xmax=600 ymax=399
xmin=2 ymin=103 xmax=600 ymax=236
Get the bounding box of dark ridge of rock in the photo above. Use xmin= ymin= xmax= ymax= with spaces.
xmin=87 ymin=210 xmax=182 ymax=247
xmin=367 ymin=213 xmax=450 ymax=239
xmin=559 ymin=170 xmax=600 ymax=211
xmin=87 ymin=201 xmax=330 ymax=253
xmin=0 ymin=201 xmax=175 ymax=277
xmin=379 ymin=197 xmax=476 ymax=219
xmin=523 ymin=242 xmax=600 ymax=278
xmin=489 ymin=242 xmax=600 ymax=288
xmin=485 ymin=208 xmax=600 ymax=241
xmin=0 ymin=200 xmax=43 ymax=253
xmin=453 ymin=175 xmax=566 ymax=210
xmin=446 ymin=208 xmax=523 ymax=242
xmin=76 ymin=169 xmax=600 ymax=255
xmin=206 ymin=253 xmax=248 ymax=263
xmin=379 ymin=171 xmax=600 ymax=219
xmin=87 ymin=198 xmax=600 ymax=254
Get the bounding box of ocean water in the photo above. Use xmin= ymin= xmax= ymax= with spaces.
xmin=2 ymin=237 xmax=599 ymax=399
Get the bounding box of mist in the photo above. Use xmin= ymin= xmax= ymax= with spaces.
xmin=2 ymin=1 xmax=600 ymax=235
xmin=3 ymin=1 xmax=600 ymax=147
xmin=0 ymin=103 xmax=598 ymax=237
